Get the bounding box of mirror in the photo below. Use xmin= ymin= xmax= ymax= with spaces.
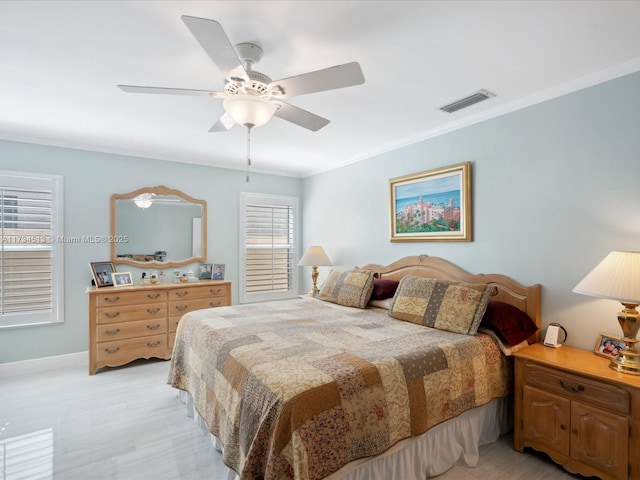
xmin=111 ymin=186 xmax=207 ymax=268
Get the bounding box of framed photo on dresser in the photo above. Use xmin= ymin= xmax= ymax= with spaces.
xmin=213 ymin=264 xmax=225 ymax=280
xmin=112 ymin=272 xmax=133 ymax=287
xmin=199 ymin=263 xmax=213 ymax=280
xmin=90 ymin=261 xmax=116 ymax=287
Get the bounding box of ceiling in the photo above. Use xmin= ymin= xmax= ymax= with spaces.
xmin=2 ymin=1 xmax=640 ymax=178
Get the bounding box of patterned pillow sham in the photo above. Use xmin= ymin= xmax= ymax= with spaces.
xmin=389 ymin=275 xmax=495 ymax=335
xmin=318 ymin=268 xmax=375 ymax=309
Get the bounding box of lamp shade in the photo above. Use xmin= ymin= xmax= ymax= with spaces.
xmin=223 ymin=95 xmax=277 ymax=128
xmin=298 ymin=246 xmax=332 ymax=267
xmin=573 ymin=251 xmax=640 ymax=303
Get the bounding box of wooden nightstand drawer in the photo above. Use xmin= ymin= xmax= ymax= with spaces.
xmin=525 ymin=362 xmax=629 ymax=415
xmin=514 ymin=343 xmax=640 ymax=480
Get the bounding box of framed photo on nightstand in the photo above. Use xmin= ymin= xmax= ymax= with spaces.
xmin=594 ymin=332 xmax=625 ymax=359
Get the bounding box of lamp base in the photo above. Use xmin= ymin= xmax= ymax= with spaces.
xmin=309 ymin=265 xmax=320 ymax=297
xmin=610 ymin=303 xmax=640 ymax=375
xmin=609 ymin=345 xmax=640 ymax=375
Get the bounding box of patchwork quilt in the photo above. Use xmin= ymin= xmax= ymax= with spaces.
xmin=168 ymin=297 xmax=510 ymax=480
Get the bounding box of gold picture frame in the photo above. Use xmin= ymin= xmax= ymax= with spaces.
xmin=389 ymin=162 xmax=471 ymax=242
xmin=593 ymin=332 xmax=625 ymax=359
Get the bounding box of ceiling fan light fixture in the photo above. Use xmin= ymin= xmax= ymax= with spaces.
xmin=134 ymin=193 xmax=154 ymax=209
xmin=223 ymin=95 xmax=277 ymax=128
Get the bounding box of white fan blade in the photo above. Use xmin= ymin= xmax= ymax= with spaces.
xmin=272 ymin=101 xmax=330 ymax=131
xmin=181 ymin=16 xmax=249 ymax=83
xmin=268 ymin=62 xmax=365 ymax=99
xmin=118 ymin=85 xmax=225 ymax=98
xmin=208 ymin=112 xmax=235 ymax=132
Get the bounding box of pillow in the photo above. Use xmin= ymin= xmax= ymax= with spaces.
xmin=480 ymin=300 xmax=538 ymax=346
xmin=318 ymin=268 xmax=375 ymax=309
xmin=389 ymin=275 xmax=495 ymax=335
xmin=370 ymin=279 xmax=400 ymax=300
xmin=478 ymin=326 xmax=529 ymax=356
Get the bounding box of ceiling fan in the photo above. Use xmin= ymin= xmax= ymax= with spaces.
xmin=118 ymin=15 xmax=366 ymax=132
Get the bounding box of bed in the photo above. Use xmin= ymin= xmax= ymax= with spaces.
xmin=168 ymin=255 xmax=541 ymax=479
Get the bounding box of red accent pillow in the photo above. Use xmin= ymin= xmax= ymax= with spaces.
xmin=370 ymin=279 xmax=400 ymax=300
xmin=481 ymin=300 xmax=538 ymax=345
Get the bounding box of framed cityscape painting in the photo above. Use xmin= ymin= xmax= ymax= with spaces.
xmin=389 ymin=162 xmax=471 ymax=242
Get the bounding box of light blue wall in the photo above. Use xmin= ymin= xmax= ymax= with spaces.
xmin=0 ymin=142 xmax=301 ymax=363
xmin=301 ymin=72 xmax=640 ymax=352
xmin=3 ymin=71 xmax=639 ymax=363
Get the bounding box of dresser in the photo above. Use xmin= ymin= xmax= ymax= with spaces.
xmin=513 ymin=343 xmax=640 ymax=480
xmin=88 ymin=280 xmax=231 ymax=374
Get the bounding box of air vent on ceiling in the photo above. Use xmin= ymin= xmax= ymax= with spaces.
xmin=439 ymin=89 xmax=495 ymax=113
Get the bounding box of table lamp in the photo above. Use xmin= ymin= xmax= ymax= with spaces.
xmin=573 ymin=251 xmax=640 ymax=375
xmin=298 ymin=246 xmax=332 ymax=296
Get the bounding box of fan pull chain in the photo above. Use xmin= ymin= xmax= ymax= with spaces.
xmin=246 ymin=126 xmax=251 ymax=183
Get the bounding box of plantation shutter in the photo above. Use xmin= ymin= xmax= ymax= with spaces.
xmin=240 ymin=193 xmax=297 ymax=304
xmin=0 ymin=172 xmax=63 ymax=328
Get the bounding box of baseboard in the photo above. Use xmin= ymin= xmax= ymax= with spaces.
xmin=0 ymin=351 xmax=87 ymax=378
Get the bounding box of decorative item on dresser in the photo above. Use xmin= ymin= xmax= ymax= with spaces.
xmin=87 ymin=280 xmax=231 ymax=375
xmin=513 ymin=343 xmax=640 ymax=480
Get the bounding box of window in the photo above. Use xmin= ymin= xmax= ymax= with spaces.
xmin=0 ymin=171 xmax=63 ymax=328
xmin=239 ymin=193 xmax=298 ymax=304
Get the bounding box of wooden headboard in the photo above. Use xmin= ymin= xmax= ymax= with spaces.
xmin=360 ymin=255 xmax=542 ymax=342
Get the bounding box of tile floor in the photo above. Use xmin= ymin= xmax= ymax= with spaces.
xmin=1 ymin=358 xmax=593 ymax=479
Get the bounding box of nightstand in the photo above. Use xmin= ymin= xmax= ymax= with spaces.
xmin=513 ymin=343 xmax=640 ymax=480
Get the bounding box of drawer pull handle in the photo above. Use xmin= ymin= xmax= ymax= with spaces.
xmin=147 ymin=341 xmax=161 ymax=348
xmin=104 ymin=296 xmax=120 ymax=303
xmin=147 ymin=324 xmax=161 ymax=330
xmin=210 ymin=288 xmax=222 ymax=295
xmin=176 ymin=291 xmax=189 ymax=297
xmin=105 ymin=328 xmax=120 ymax=336
xmin=104 ymin=312 xmax=120 ymax=319
xmin=175 ymin=305 xmax=188 ymax=312
xmin=146 ymin=308 xmax=161 ymax=314
xmin=210 ymin=302 xmax=221 ymax=307
xmin=558 ymin=380 xmax=584 ymax=394
xmin=105 ymin=347 xmax=120 ymax=354
xmin=559 ymin=424 xmax=566 ymax=430
xmin=147 ymin=293 xmax=161 ymax=299
xmin=571 ymin=428 xmax=578 ymax=435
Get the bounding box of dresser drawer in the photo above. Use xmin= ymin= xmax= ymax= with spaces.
xmin=169 ymin=297 xmax=228 ymax=318
xmin=96 ymin=318 xmax=167 ymax=342
xmin=97 ymin=304 xmax=167 ymax=324
xmin=524 ymin=362 xmax=629 ymax=415
xmin=96 ymin=290 xmax=166 ymax=307
xmin=169 ymin=284 xmax=228 ymax=301
xmin=96 ymin=334 xmax=168 ymax=363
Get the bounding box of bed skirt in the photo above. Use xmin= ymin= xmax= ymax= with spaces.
xmin=178 ymin=390 xmax=512 ymax=480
